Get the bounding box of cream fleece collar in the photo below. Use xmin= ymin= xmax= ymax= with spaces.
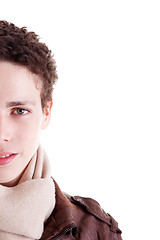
xmin=0 ymin=146 xmax=55 ymax=240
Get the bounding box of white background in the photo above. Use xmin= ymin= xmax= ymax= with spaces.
xmin=1 ymin=1 xmax=160 ymax=239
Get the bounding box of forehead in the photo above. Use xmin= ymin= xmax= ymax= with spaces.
xmin=0 ymin=61 xmax=41 ymax=104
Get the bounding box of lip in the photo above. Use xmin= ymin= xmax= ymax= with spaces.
xmin=0 ymin=152 xmax=18 ymax=166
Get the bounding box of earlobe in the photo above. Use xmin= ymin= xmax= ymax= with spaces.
xmin=41 ymin=101 xmax=53 ymax=129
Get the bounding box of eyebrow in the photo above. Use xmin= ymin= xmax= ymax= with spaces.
xmin=6 ymin=101 xmax=36 ymax=107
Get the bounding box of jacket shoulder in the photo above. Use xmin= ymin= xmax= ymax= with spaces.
xmin=42 ymin=180 xmax=122 ymax=240
xmin=65 ymin=193 xmax=122 ymax=237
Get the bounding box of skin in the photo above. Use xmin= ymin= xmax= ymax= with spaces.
xmin=0 ymin=61 xmax=52 ymax=187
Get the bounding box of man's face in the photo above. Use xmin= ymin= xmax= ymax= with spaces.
xmin=0 ymin=61 xmax=51 ymax=186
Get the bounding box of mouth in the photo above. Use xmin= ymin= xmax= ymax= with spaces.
xmin=0 ymin=153 xmax=18 ymax=166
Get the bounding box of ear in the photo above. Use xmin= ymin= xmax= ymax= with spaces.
xmin=41 ymin=101 xmax=53 ymax=129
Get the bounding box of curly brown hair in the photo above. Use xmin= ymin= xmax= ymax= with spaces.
xmin=0 ymin=20 xmax=58 ymax=109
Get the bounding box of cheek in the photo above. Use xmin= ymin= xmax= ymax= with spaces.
xmin=15 ymin=116 xmax=42 ymax=144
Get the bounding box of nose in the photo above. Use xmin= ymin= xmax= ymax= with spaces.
xmin=0 ymin=116 xmax=12 ymax=143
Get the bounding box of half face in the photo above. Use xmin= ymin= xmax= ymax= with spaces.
xmin=0 ymin=61 xmax=52 ymax=186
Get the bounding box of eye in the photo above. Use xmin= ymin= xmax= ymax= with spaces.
xmin=12 ymin=108 xmax=29 ymax=115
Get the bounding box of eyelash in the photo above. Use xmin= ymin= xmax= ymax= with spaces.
xmin=11 ymin=108 xmax=31 ymax=115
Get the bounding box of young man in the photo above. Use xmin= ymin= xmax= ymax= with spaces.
xmin=0 ymin=20 xmax=122 ymax=240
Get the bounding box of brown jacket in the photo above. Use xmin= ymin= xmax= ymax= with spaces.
xmin=41 ymin=180 xmax=122 ymax=240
